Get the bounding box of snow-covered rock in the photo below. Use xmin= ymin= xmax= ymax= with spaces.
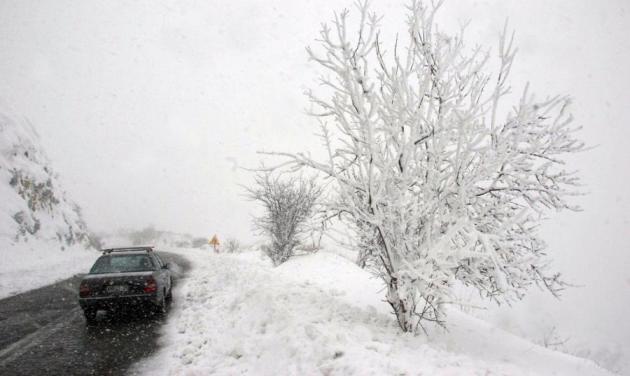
xmin=0 ymin=102 xmax=98 ymax=298
xmin=134 ymin=248 xmax=613 ymax=375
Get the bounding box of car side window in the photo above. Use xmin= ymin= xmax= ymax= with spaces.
xmin=141 ymin=256 xmax=156 ymax=270
xmin=153 ymin=255 xmax=163 ymax=269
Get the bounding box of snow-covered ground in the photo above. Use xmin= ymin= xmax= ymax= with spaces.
xmin=0 ymin=240 xmax=97 ymax=299
xmin=134 ymin=248 xmax=612 ymax=375
xmin=100 ymin=228 xmax=208 ymax=250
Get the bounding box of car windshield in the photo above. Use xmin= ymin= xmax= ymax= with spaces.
xmin=89 ymin=254 xmax=155 ymax=274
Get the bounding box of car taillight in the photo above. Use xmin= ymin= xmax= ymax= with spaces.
xmin=144 ymin=277 xmax=157 ymax=293
xmin=79 ymin=282 xmax=91 ymax=298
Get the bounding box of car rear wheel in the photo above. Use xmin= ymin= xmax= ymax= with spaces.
xmin=166 ymin=278 xmax=173 ymax=301
xmin=83 ymin=308 xmax=97 ymax=324
xmin=155 ymin=291 xmax=167 ymax=315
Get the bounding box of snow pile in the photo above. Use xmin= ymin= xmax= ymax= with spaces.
xmin=0 ymin=238 xmax=98 ymax=299
xmin=134 ymin=249 xmax=612 ymax=375
xmin=0 ymin=102 xmax=97 ymax=298
xmin=455 ymin=288 xmax=630 ymax=375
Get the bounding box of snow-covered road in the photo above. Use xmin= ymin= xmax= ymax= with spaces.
xmin=134 ymin=248 xmax=612 ymax=376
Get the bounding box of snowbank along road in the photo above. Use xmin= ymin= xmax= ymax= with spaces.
xmin=134 ymin=248 xmax=613 ymax=376
xmin=0 ymin=252 xmax=189 ymax=376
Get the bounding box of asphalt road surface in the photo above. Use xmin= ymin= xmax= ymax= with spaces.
xmin=0 ymin=252 xmax=190 ymax=376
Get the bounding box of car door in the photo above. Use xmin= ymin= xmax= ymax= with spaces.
xmin=153 ymin=254 xmax=170 ymax=293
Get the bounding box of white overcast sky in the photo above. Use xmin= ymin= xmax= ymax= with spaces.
xmin=1 ymin=0 xmax=629 ymax=349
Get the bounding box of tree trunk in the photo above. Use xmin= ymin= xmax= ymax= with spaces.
xmin=386 ymin=277 xmax=417 ymax=332
xmin=356 ymin=248 xmax=368 ymax=268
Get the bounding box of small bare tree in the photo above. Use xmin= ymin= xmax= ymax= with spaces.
xmin=266 ymin=1 xmax=585 ymax=332
xmin=246 ymin=173 xmax=322 ymax=266
xmin=224 ymin=238 xmax=241 ymax=253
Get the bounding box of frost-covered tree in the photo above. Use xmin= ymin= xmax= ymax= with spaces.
xmin=266 ymin=1 xmax=584 ymax=332
xmin=246 ymin=173 xmax=321 ymax=266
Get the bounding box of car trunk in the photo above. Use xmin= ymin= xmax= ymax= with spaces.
xmin=82 ymin=271 xmax=154 ymax=297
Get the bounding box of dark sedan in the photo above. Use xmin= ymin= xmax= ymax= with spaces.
xmin=78 ymin=247 xmax=172 ymax=324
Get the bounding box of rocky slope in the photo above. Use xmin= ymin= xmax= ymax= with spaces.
xmin=0 ymin=104 xmax=94 ymax=248
xmin=0 ymin=102 xmax=97 ymax=297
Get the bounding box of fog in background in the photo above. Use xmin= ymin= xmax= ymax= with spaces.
xmin=1 ymin=0 xmax=628 ymax=359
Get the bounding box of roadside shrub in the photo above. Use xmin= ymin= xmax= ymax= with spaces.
xmin=246 ymin=172 xmax=321 ymax=266
xmin=224 ymin=238 xmax=241 ymax=253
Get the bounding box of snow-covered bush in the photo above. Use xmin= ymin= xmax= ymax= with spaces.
xmin=224 ymin=238 xmax=241 ymax=253
xmin=246 ymin=173 xmax=321 ymax=266
xmin=267 ymin=1 xmax=585 ymax=332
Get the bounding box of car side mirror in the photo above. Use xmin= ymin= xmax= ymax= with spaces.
xmin=162 ymin=263 xmax=169 ymax=270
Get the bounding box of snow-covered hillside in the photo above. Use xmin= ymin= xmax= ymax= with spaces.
xmin=134 ymin=248 xmax=612 ymax=375
xmin=0 ymin=103 xmax=98 ymax=298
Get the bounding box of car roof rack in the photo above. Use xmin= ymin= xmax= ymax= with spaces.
xmin=101 ymin=246 xmax=155 ymax=254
